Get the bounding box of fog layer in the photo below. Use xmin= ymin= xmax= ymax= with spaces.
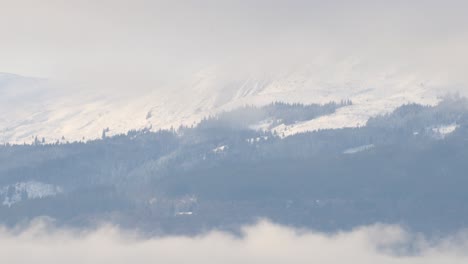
xmin=1 ymin=220 xmax=468 ymax=263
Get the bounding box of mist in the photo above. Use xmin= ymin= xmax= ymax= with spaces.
xmin=1 ymin=0 xmax=468 ymax=94
xmin=1 ymin=220 xmax=468 ymax=263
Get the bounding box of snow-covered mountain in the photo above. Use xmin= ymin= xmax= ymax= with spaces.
xmin=0 ymin=67 xmax=441 ymax=144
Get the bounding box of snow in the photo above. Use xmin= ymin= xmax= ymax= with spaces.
xmin=248 ymin=119 xmax=275 ymax=131
xmin=272 ymin=84 xmax=439 ymax=137
xmin=0 ymin=66 xmax=441 ymax=144
xmin=343 ymin=144 xmax=375 ymax=154
xmin=174 ymin=195 xmax=197 ymax=216
xmin=0 ymin=181 xmax=63 ymax=207
xmin=213 ymin=145 xmax=228 ymax=153
xmin=176 ymin=211 xmax=193 ymax=216
xmin=431 ymin=123 xmax=459 ymax=139
xmin=246 ymin=136 xmax=268 ymax=144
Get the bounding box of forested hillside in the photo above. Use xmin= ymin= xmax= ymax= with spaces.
xmin=1 ymin=98 xmax=467 ymax=235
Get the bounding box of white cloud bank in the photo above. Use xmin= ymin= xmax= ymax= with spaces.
xmin=1 ymin=220 xmax=468 ymax=263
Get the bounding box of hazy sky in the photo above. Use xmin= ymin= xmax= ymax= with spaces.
xmin=1 ymin=0 xmax=468 ymax=92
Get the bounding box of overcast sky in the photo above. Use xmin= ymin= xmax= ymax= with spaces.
xmin=1 ymin=0 xmax=468 ymax=92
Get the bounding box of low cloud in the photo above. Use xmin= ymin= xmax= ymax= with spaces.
xmin=1 ymin=220 xmax=468 ymax=263
xmin=1 ymin=0 xmax=468 ymax=94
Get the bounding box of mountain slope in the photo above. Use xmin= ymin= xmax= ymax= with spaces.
xmin=0 ymin=99 xmax=467 ymax=233
xmin=0 ymin=68 xmax=440 ymax=144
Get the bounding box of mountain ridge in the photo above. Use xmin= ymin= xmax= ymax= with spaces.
xmin=0 ymin=69 xmax=440 ymax=144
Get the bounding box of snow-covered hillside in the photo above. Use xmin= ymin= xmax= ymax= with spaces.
xmin=0 ymin=181 xmax=62 ymax=207
xmin=0 ymin=67 xmax=441 ymax=144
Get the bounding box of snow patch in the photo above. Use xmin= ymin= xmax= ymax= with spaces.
xmin=212 ymin=145 xmax=228 ymax=153
xmin=176 ymin=211 xmax=193 ymax=216
xmin=343 ymin=144 xmax=375 ymax=154
xmin=174 ymin=195 xmax=198 ymax=216
xmin=246 ymin=136 xmax=269 ymax=144
xmin=271 ymin=83 xmax=439 ymax=137
xmin=0 ymin=181 xmax=63 ymax=207
xmin=248 ymin=119 xmax=275 ymax=131
xmin=431 ymin=123 xmax=459 ymax=139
